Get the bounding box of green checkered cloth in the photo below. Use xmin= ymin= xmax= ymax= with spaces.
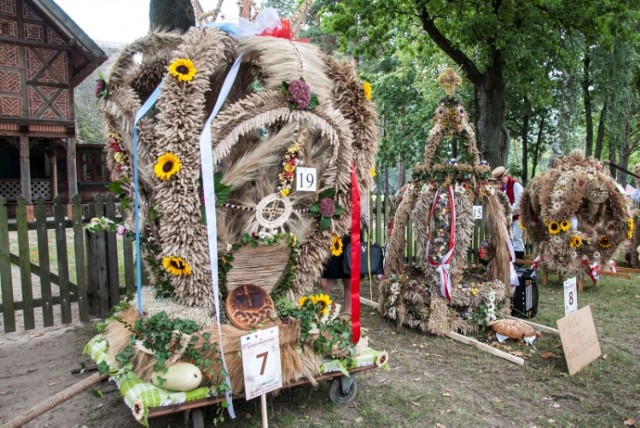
xmin=84 ymin=335 xmax=388 ymax=426
xmin=84 ymin=335 xmax=217 ymax=427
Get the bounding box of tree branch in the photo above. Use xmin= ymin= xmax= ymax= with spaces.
xmin=416 ymin=3 xmax=482 ymax=84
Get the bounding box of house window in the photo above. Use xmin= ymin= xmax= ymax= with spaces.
xmin=78 ymin=151 xmax=107 ymax=183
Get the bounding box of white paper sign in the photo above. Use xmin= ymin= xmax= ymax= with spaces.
xmin=564 ymin=277 xmax=578 ymax=315
xmin=296 ymin=167 xmax=317 ymax=192
xmin=241 ymin=326 xmax=282 ymax=400
xmin=473 ymin=205 xmax=483 ymax=220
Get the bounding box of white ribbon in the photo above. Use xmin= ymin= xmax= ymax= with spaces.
xmin=504 ymin=223 xmax=519 ymax=290
xmin=198 ymin=55 xmax=243 ymax=419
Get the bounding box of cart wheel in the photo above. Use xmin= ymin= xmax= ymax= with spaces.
xmin=329 ymin=377 xmax=358 ymax=405
xmin=183 ymin=408 xmax=204 ymax=428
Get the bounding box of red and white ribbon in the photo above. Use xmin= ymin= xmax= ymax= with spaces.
xmin=530 ymin=255 xmax=540 ymax=271
xmin=426 ymin=186 xmax=456 ymax=301
xmin=589 ymin=262 xmax=600 ymax=281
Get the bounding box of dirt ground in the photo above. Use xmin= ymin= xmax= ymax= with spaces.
xmin=1 ymin=277 xmax=639 ymax=427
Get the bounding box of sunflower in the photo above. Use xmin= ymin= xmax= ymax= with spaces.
xmin=518 ymin=218 xmax=526 ymax=230
xmin=330 ymin=234 xmax=343 ymax=256
xmin=598 ymin=235 xmax=612 ymax=249
xmin=168 ymin=58 xmax=197 ymax=82
xmin=297 ymin=295 xmax=309 ymax=308
xmin=559 ymin=220 xmax=571 ymax=232
xmin=628 ymin=218 xmax=635 ymax=239
xmin=162 ymin=256 xmax=192 ymax=276
xmin=154 ymin=152 xmax=181 ymax=181
xmin=547 ymin=221 xmax=561 ymax=235
xmin=362 ymin=81 xmax=372 ymax=100
xmin=569 ymin=235 xmax=583 ymax=248
xmin=312 ymin=293 xmax=333 ymax=315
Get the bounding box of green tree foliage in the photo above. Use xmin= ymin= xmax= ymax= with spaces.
xmin=321 ymin=0 xmax=640 ymax=175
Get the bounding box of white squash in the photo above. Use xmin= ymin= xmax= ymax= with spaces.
xmin=151 ymin=362 xmax=203 ymax=392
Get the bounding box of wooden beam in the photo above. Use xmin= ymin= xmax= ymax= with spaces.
xmin=599 ymin=270 xmax=632 ymax=279
xmin=66 ymin=137 xmax=78 ymax=199
xmin=505 ymin=315 xmax=559 ymax=335
xmin=19 ymin=136 xmax=31 ymax=203
xmin=446 ymin=331 xmax=525 ymax=365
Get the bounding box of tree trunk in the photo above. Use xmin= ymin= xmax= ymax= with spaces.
xmin=582 ymin=52 xmax=593 ymax=156
xmin=521 ymin=112 xmax=530 ymax=184
xmin=532 ymin=114 xmax=545 ymax=177
xmin=618 ymin=117 xmax=632 ymax=185
xmin=476 ymin=68 xmax=509 ymax=168
xmin=149 ymin=0 xmax=195 ymax=33
xmin=595 ymin=101 xmax=607 ymax=159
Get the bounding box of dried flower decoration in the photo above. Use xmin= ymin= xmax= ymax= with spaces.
xmin=168 ymin=58 xmax=197 ymax=82
xmin=278 ymin=140 xmax=302 ymax=197
xmin=362 ymin=81 xmax=372 ymax=100
xmin=154 ymin=152 xmax=182 ymax=181
xmin=281 ymin=78 xmax=318 ymax=110
xmin=309 ymin=188 xmax=345 ymax=230
xmin=330 ymin=233 xmax=343 ymax=256
xmin=162 ymin=256 xmax=192 ymax=276
xmin=95 ymin=70 xmax=107 ymax=100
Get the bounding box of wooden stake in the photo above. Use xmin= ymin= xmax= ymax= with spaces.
xmin=446 ymin=331 xmax=525 ymax=365
xmin=505 ymin=315 xmax=559 ymax=335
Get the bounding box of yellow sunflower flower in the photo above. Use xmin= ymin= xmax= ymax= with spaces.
xmin=569 ymin=235 xmax=583 ymax=248
xmin=598 ymin=235 xmax=612 ymax=249
xmin=362 ymin=81 xmax=372 ymax=100
xmin=162 ymin=256 xmax=192 ymax=276
xmin=547 ymin=221 xmax=561 ymax=235
xmin=330 ymin=234 xmax=343 ymax=256
xmin=154 ymin=152 xmax=181 ymax=181
xmin=559 ymin=220 xmax=571 ymax=232
xmin=298 ymin=295 xmax=309 ymax=308
xmin=313 ymin=293 xmax=333 ymax=315
xmin=628 ymin=218 xmax=635 ymax=239
xmin=168 ymin=58 xmax=197 ymax=82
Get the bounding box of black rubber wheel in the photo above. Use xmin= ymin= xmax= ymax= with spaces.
xmin=329 ymin=377 xmax=358 ymax=404
xmin=183 ymin=408 xmax=204 ymax=428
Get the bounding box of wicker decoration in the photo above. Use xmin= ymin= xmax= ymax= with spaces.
xmin=225 ymin=242 xmax=292 ymax=293
xmin=381 ymin=69 xmax=511 ymax=336
xmin=94 ymin=11 xmax=379 ymax=395
xmin=99 ymin=25 xmax=377 ymax=307
xmin=520 ymin=149 xmax=632 ymax=278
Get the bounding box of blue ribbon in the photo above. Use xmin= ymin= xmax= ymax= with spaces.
xmin=132 ymin=80 xmax=164 ymax=315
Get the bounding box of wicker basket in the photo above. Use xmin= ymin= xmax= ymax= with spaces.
xmin=225 ymin=242 xmax=292 ymax=293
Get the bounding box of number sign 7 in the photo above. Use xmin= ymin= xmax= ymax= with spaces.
xmin=256 ymin=351 xmax=269 ymax=375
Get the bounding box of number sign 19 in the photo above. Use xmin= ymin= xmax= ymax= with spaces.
xmin=296 ymin=167 xmax=317 ymax=192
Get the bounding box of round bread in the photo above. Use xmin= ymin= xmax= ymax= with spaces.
xmin=491 ymin=319 xmax=535 ymax=339
xmin=225 ymin=284 xmax=275 ymax=330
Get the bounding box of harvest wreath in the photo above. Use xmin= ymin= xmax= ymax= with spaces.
xmin=85 ymin=9 xmax=385 ymax=424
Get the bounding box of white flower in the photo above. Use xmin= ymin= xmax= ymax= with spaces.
xmin=387 ymin=306 xmax=396 ymax=319
xmin=226 ymin=243 xmax=233 ymax=251
xmin=132 ymin=400 xmax=145 ymax=421
xmin=390 ymin=282 xmax=400 ymax=294
xmin=375 ymin=351 xmax=389 ymax=367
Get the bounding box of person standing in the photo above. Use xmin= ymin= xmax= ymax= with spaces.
xmin=492 ymin=166 xmax=525 ymax=260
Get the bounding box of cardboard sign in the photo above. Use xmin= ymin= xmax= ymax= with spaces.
xmin=563 ymin=277 xmax=578 ymax=315
xmin=241 ymin=326 xmax=282 ymax=400
xmin=557 ymin=306 xmax=601 ymax=375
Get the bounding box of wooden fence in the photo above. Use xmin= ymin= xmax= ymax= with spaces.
xmin=0 ymin=191 xmax=532 ymax=334
xmin=0 ymin=194 xmax=134 ymax=333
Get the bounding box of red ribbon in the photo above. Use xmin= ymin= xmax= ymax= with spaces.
xmin=425 ymin=186 xmax=456 ymax=301
xmin=259 ymin=18 xmax=311 ymax=43
xmin=349 ymin=162 xmax=361 ymax=344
